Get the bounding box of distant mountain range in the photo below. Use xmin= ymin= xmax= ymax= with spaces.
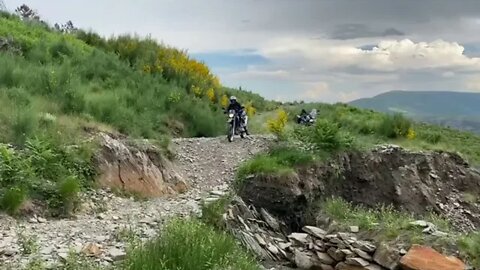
xmin=349 ymin=91 xmax=480 ymax=134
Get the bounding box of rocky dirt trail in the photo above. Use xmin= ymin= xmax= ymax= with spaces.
xmin=0 ymin=135 xmax=273 ymax=269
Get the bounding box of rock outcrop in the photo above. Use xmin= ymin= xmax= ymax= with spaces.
xmin=238 ymin=145 xmax=480 ymax=232
xmin=95 ymin=133 xmax=188 ymax=197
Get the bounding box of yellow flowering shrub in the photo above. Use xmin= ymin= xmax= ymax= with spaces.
xmin=221 ymin=95 xmax=229 ymax=109
xmin=206 ymin=88 xmax=216 ymax=103
xmin=267 ymin=109 xmax=288 ymax=139
xmin=407 ymin=128 xmax=416 ymax=140
xmin=245 ymin=101 xmax=256 ymax=117
xmin=105 ymin=35 xmax=220 ymax=96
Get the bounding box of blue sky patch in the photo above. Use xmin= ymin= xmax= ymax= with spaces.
xmin=192 ymin=50 xmax=269 ymax=69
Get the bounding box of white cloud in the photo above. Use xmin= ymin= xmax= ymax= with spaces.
xmin=299 ymin=82 xmax=361 ymax=103
xmin=300 ymin=82 xmax=330 ymax=100
xmin=227 ymin=69 xmax=289 ymax=80
xmin=261 ymin=38 xmax=480 ymax=72
xmin=442 ymin=71 xmax=456 ymax=77
xmin=465 ymin=76 xmax=480 ymax=91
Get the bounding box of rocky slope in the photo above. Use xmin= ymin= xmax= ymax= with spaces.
xmin=224 ymin=196 xmax=467 ymax=270
xmin=0 ymin=135 xmax=272 ymax=269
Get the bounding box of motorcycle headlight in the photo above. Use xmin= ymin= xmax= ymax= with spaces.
xmin=229 ymin=113 xmax=234 ymax=117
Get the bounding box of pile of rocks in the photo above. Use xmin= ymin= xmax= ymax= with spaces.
xmin=224 ymin=197 xmax=395 ymax=269
xmin=287 ymin=230 xmax=392 ymax=270
xmin=224 ymin=196 xmax=468 ymax=270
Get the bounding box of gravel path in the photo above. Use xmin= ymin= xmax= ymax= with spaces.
xmin=0 ymin=135 xmax=273 ymax=269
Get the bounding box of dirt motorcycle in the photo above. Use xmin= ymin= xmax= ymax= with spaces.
xmin=296 ymin=109 xmax=317 ymax=126
xmin=296 ymin=114 xmax=315 ymax=125
xmin=227 ymin=109 xmax=248 ymax=142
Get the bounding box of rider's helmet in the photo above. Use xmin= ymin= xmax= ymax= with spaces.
xmin=230 ymin=96 xmax=237 ymax=103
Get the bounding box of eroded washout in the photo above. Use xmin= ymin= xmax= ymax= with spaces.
xmin=238 ymin=145 xmax=480 ymax=232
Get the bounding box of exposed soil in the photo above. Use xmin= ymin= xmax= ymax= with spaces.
xmin=239 ymin=145 xmax=480 ymax=232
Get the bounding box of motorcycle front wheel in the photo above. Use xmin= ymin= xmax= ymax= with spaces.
xmin=227 ymin=124 xmax=234 ymax=142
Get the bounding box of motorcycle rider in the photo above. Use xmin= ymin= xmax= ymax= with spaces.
xmin=226 ymin=96 xmax=243 ymax=113
xmin=226 ymin=96 xmax=247 ymax=131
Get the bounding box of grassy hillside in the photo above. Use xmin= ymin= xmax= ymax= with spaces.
xmin=350 ymin=90 xmax=480 ymax=133
xmin=250 ymin=102 xmax=480 ymax=165
xmin=0 ymin=11 xmax=273 ymax=215
xmin=0 ymin=12 xmax=276 ymax=141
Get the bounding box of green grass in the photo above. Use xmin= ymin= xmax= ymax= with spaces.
xmin=458 ymin=232 xmax=480 ymax=268
xmin=235 ymin=146 xmax=314 ymax=189
xmin=316 ymin=198 xmax=480 ymax=267
xmin=201 ymin=194 xmax=232 ymax=229
xmin=236 ymin=154 xmax=294 ymax=181
xmin=320 ymin=197 xmax=454 ymax=244
xmin=257 ymin=103 xmax=480 ymax=165
xmin=269 ymin=146 xmax=315 ymax=167
xmin=124 ymin=219 xmax=259 ymax=270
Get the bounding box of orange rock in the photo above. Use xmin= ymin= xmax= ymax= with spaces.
xmin=81 ymin=242 xmax=103 ymax=257
xmin=96 ymin=133 xmax=188 ymax=198
xmin=400 ymin=245 xmax=465 ymax=270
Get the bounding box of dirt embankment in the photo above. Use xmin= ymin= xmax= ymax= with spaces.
xmin=238 ymin=145 xmax=480 ymax=232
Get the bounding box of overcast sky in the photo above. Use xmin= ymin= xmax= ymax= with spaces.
xmin=5 ymin=0 xmax=480 ymax=102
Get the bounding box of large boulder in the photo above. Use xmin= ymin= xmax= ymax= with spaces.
xmin=238 ymin=145 xmax=480 ymax=231
xmin=95 ymin=133 xmax=187 ymax=197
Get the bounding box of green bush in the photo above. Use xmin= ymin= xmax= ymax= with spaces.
xmin=125 ymin=219 xmax=259 ymax=270
xmin=0 ymin=137 xmax=94 ymax=215
xmin=0 ymin=186 xmax=27 ymax=215
xmin=12 ymin=106 xmax=39 ymax=145
xmin=0 ymin=144 xmax=32 ymax=188
xmin=294 ymin=119 xmax=353 ymax=152
xmin=418 ymin=129 xmax=443 ymax=144
xmin=58 ymin=176 xmax=80 ymax=205
xmin=377 ymin=113 xmax=412 ymax=139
